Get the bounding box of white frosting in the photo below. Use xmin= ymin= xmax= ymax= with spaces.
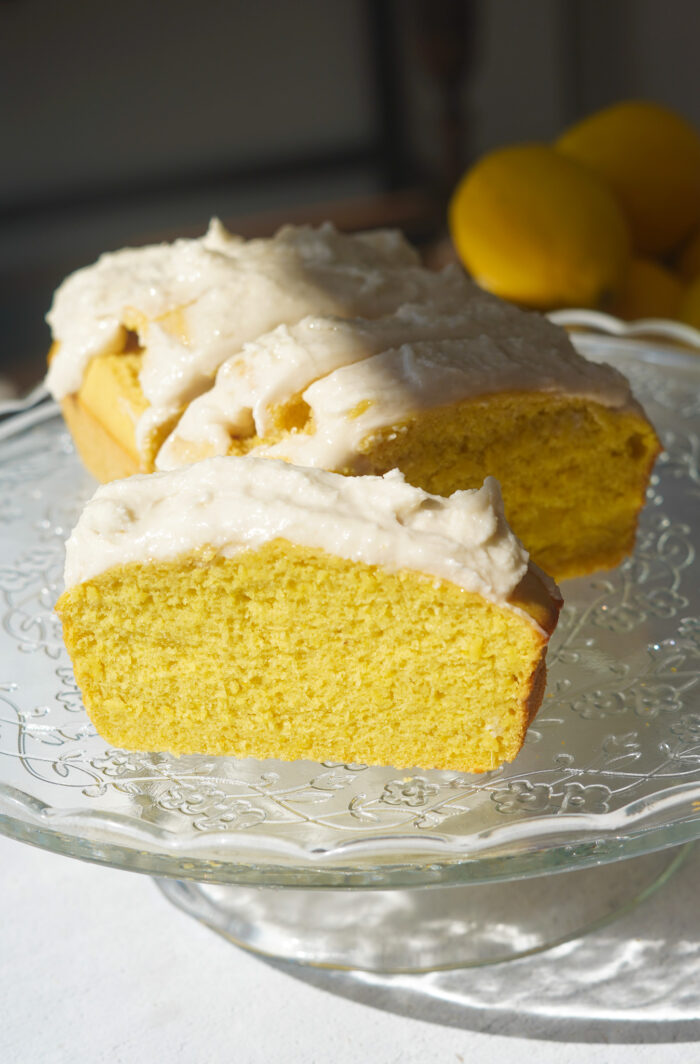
xmin=261 ymin=336 xmax=637 ymax=470
xmin=62 ymin=459 xmax=536 ymax=622
xmin=155 ymin=298 xmax=504 ymax=467
xmin=46 ymin=220 xmax=473 ymax=455
xmin=156 ymin=299 xmax=637 ymax=472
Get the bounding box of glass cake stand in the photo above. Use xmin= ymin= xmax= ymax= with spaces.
xmin=1 ymin=331 xmax=699 ymax=972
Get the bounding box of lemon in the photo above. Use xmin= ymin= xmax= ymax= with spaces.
xmin=676 ymin=228 xmax=700 ymax=283
xmin=557 ymin=100 xmax=700 ymax=256
xmin=610 ymin=258 xmax=684 ymax=321
xmin=448 ymin=144 xmax=630 ymax=309
xmin=679 ymin=275 xmax=700 ymax=331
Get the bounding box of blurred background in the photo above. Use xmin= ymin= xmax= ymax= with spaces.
xmin=2 ymin=0 xmax=699 ymax=390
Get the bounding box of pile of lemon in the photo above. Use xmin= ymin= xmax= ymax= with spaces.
xmin=449 ymin=100 xmax=700 ymax=329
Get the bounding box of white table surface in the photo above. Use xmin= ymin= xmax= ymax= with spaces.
xmin=2 ymin=834 xmax=699 ymax=1064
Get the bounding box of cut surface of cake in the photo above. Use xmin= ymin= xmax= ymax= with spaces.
xmin=55 ymin=459 xmax=561 ymax=773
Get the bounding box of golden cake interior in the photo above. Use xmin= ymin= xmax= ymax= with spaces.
xmin=56 ymin=540 xmax=555 ymax=773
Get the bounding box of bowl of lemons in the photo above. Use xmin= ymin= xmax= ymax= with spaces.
xmin=448 ymin=100 xmax=700 ymax=345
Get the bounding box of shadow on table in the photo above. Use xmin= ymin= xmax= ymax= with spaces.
xmin=267 ymin=844 xmax=700 ymax=1044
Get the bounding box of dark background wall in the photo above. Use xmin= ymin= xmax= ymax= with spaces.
xmin=2 ymin=0 xmax=699 ymax=387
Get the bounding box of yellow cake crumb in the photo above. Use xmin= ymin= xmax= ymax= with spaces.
xmin=56 ymin=540 xmax=556 ymax=772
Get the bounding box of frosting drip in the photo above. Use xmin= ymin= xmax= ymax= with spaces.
xmin=46 ymin=220 xmax=473 ymax=454
xmin=156 ymin=300 xmax=636 ymax=471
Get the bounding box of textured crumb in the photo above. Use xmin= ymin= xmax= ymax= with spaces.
xmin=56 ymin=540 xmax=553 ymax=772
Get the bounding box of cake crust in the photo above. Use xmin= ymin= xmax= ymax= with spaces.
xmin=60 ymin=395 xmax=140 ymax=482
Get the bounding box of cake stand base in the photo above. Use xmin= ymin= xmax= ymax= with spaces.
xmin=156 ymin=844 xmax=690 ymax=973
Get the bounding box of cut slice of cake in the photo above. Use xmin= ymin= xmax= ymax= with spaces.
xmin=46 ymin=220 xmax=473 ymax=479
xmin=55 ymin=459 xmax=561 ymax=773
xmin=157 ymin=304 xmax=660 ymax=581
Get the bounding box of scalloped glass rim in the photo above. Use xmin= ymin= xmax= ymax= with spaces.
xmin=0 ymin=336 xmax=699 ymax=889
xmin=3 ymin=785 xmax=700 ymax=889
xmin=548 ymin=308 xmax=700 ymax=350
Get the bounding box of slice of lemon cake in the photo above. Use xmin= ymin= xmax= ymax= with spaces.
xmin=55 ymin=459 xmax=560 ymax=773
xmin=46 ymin=220 xmax=473 ymax=480
xmin=157 ymin=304 xmax=660 ymax=581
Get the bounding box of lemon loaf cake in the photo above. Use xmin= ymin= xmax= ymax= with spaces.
xmin=156 ymin=304 xmax=660 ymax=581
xmin=46 ymin=219 xmax=472 ymax=479
xmin=55 ymin=459 xmax=560 ymax=773
xmin=46 ymin=219 xmax=660 ymax=580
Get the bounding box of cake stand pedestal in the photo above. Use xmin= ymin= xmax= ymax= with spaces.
xmin=156 ymin=844 xmax=689 ymax=972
